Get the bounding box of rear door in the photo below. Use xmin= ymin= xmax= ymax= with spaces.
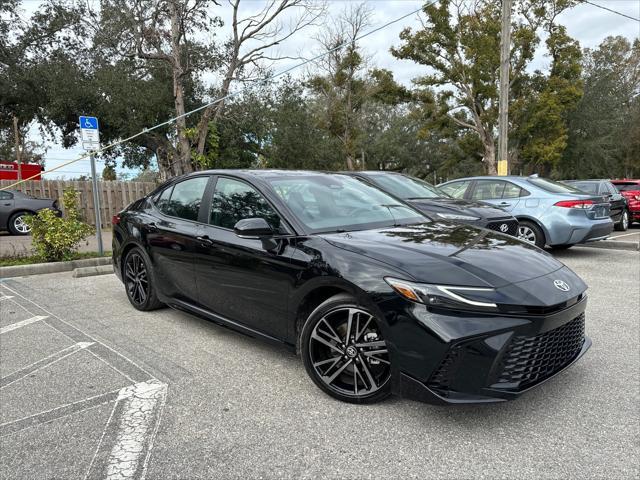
xmin=147 ymin=175 xmax=211 ymax=302
xmin=0 ymin=191 xmax=14 ymax=229
xmin=194 ymin=176 xmax=297 ymax=340
xmin=469 ymin=180 xmax=522 ymax=212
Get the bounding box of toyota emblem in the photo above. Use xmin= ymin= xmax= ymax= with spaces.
xmin=553 ymin=279 xmax=570 ymax=292
xmin=499 ymin=223 xmax=509 ymax=233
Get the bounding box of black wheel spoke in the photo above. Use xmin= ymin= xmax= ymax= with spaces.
xmin=354 ymin=340 xmax=386 ymax=349
xmin=125 ymin=253 xmax=149 ymax=306
xmin=358 ymin=357 xmax=378 ymax=391
xmin=324 ymin=359 xmax=352 ymax=384
xmin=311 ymin=331 xmax=344 ymax=355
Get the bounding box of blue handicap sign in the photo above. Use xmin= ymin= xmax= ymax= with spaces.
xmin=79 ymin=116 xmax=99 ymax=130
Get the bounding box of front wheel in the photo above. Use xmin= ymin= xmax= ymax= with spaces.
xmin=518 ymin=220 xmax=545 ymax=248
xmin=615 ymin=210 xmax=629 ymax=231
xmin=301 ymin=294 xmax=392 ymax=404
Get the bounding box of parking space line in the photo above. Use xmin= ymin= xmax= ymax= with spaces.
xmin=0 ymin=315 xmax=48 ymax=335
xmin=0 ymin=388 xmax=122 ymax=437
xmin=0 ymin=342 xmax=95 ymax=389
xmin=610 ymin=231 xmax=640 ymax=239
xmin=0 ymin=295 xmax=15 ymax=301
xmin=84 ymin=380 xmax=168 ymax=480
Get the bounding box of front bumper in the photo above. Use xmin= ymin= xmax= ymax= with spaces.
xmin=383 ymin=295 xmax=590 ymax=404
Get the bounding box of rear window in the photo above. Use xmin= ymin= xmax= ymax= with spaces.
xmin=566 ymin=181 xmax=599 ymax=194
xmin=528 ymin=177 xmax=583 ymax=194
xmin=613 ymin=182 xmax=640 ymax=192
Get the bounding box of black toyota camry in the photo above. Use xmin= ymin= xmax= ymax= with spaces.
xmin=112 ymin=170 xmax=590 ymax=405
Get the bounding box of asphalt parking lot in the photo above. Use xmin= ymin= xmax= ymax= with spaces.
xmin=1 ymin=247 xmax=638 ymax=479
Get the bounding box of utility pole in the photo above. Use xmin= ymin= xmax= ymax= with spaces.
xmin=12 ymin=115 xmax=22 ymax=181
xmin=89 ymin=152 xmax=104 ymax=256
xmin=497 ymin=0 xmax=512 ymax=176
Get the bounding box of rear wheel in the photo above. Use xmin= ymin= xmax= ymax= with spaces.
xmin=8 ymin=212 xmax=31 ymax=235
xmin=123 ymin=248 xmax=163 ymax=311
xmin=301 ymin=294 xmax=392 ymax=404
xmin=615 ymin=210 xmax=629 ymax=231
xmin=517 ymin=220 xmax=545 ymax=248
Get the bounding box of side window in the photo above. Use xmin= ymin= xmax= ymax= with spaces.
xmin=606 ymin=183 xmax=618 ymax=196
xmin=502 ymin=182 xmax=523 ymax=199
xmin=157 ymin=177 xmax=209 ymax=221
xmin=210 ymin=177 xmax=281 ymax=230
xmin=0 ymin=191 xmax=13 ymax=200
xmin=471 ymin=180 xmax=506 ymax=200
xmin=598 ymin=183 xmax=609 ymax=195
xmin=155 ymin=186 xmax=173 ymax=214
xmin=440 ymin=180 xmax=470 ymax=199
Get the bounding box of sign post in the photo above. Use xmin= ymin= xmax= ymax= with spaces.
xmin=79 ymin=116 xmax=103 ymax=256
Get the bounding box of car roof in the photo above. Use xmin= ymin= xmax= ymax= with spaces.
xmin=564 ymin=179 xmax=608 ymax=183
xmin=184 ymin=169 xmax=342 ymax=179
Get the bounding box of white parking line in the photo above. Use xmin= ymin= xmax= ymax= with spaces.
xmin=0 ymin=315 xmax=48 ymax=335
xmin=610 ymin=231 xmax=640 ymax=239
xmin=0 ymin=295 xmax=15 ymax=301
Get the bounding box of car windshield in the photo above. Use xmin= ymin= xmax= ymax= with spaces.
xmin=368 ymin=173 xmax=449 ymax=200
xmin=268 ymin=175 xmax=427 ymax=233
xmin=527 ymin=177 xmax=584 ymax=194
xmin=566 ymin=181 xmax=599 ymax=194
xmin=613 ymin=182 xmax=640 ymax=192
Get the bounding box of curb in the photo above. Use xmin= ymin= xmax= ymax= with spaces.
xmin=0 ymin=257 xmax=112 ymax=279
xmin=575 ymin=240 xmax=639 ymax=252
xmin=73 ymin=264 xmax=115 ymax=278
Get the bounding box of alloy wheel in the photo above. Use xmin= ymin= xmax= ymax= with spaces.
xmin=518 ymin=226 xmax=536 ymax=244
xmin=13 ymin=215 xmax=30 ymax=234
xmin=309 ymin=307 xmax=390 ymax=398
xmin=125 ymin=252 xmax=149 ymax=306
xmin=622 ymin=211 xmax=629 ymax=230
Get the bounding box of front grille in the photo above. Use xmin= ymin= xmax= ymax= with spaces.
xmin=496 ymin=314 xmax=585 ymax=388
xmin=486 ymin=219 xmax=519 ymax=236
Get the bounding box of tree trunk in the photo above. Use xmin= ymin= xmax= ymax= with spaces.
xmin=169 ymin=0 xmax=192 ymax=176
xmin=484 ymin=139 xmax=497 ymax=175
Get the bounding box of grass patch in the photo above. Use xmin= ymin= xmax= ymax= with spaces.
xmin=0 ymin=251 xmax=111 ymax=267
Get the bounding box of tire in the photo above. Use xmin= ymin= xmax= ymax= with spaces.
xmin=301 ymin=293 xmax=392 ymax=404
xmin=7 ymin=212 xmax=32 ymax=235
xmin=123 ymin=247 xmax=164 ymax=311
xmin=517 ymin=220 xmax=545 ymax=248
xmin=614 ymin=210 xmax=629 ymax=231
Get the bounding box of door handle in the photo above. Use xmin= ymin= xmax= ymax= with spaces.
xmin=196 ymin=235 xmax=214 ymax=246
xmin=3 ymin=203 xmax=10 ymax=206
xmin=499 ymin=202 xmax=510 ymax=206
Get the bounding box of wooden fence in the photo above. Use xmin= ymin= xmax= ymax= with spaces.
xmin=0 ymin=180 xmax=157 ymax=227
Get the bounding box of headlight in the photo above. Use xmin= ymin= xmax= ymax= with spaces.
xmin=384 ymin=277 xmax=498 ymax=311
xmin=435 ymin=212 xmax=480 ymax=221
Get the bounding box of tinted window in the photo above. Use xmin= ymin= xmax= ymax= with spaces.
xmin=157 ymin=176 xmax=208 ymax=221
xmin=606 ymin=183 xmax=618 ymax=195
xmin=210 ymin=177 xmax=281 ymax=230
xmin=0 ymin=191 xmax=13 ymax=200
xmin=156 ymin=186 xmax=173 ymax=213
xmin=471 ymin=180 xmax=507 ymax=200
xmin=369 ymin=174 xmax=447 ymax=199
xmin=613 ymin=182 xmax=640 ymax=192
xmin=268 ymin=175 xmax=425 ymax=233
xmin=528 ymin=177 xmax=583 ymax=194
xmin=439 ymin=180 xmax=470 ymax=199
xmin=566 ymin=181 xmax=598 ymax=194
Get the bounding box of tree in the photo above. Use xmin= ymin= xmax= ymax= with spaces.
xmin=391 ymin=0 xmax=576 ymax=174
xmin=562 ymin=36 xmax=640 ymax=178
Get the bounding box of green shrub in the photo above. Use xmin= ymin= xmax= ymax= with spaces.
xmin=25 ymin=189 xmax=94 ymax=262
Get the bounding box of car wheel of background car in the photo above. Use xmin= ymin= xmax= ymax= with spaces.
xmin=123 ymin=248 xmax=164 ymax=311
xmin=301 ymin=294 xmax=392 ymax=404
xmin=517 ymin=220 xmax=545 ymax=248
xmin=614 ymin=210 xmax=629 ymax=231
xmin=8 ymin=212 xmax=32 ymax=235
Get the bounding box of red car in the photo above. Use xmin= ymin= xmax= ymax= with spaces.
xmin=611 ymin=179 xmax=640 ymax=226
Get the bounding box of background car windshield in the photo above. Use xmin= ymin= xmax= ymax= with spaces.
xmin=268 ymin=175 xmax=426 ymax=233
xmin=528 ymin=177 xmax=584 ymax=194
xmin=566 ymin=181 xmax=599 ymax=194
xmin=370 ymin=174 xmax=448 ymax=199
xmin=614 ymin=182 xmax=640 ymax=192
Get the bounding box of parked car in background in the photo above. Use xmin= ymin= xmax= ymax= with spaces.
xmin=345 ymin=171 xmax=520 ymax=236
xmin=0 ymin=190 xmax=60 ymax=235
xmin=611 ymin=179 xmax=640 ymax=226
xmin=113 ymin=170 xmax=590 ymax=404
xmin=438 ymin=175 xmax=613 ymax=249
xmin=563 ymin=180 xmax=629 ymax=231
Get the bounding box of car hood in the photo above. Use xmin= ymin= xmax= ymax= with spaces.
xmin=407 ymin=198 xmax=511 ymax=220
xmin=320 ymin=222 xmax=564 ymax=288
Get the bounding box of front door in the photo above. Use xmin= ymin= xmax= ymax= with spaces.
xmin=0 ymin=191 xmax=14 ymax=229
xmin=195 ymin=176 xmax=296 ymax=340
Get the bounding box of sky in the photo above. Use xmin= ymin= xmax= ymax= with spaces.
xmin=17 ymin=0 xmax=640 ymax=180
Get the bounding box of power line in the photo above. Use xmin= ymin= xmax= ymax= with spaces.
xmin=579 ymin=0 xmax=640 ymax=22
xmin=1 ymin=4 xmax=427 ymax=190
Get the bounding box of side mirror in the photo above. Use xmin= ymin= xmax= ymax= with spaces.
xmin=233 ymin=218 xmax=274 ymax=239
